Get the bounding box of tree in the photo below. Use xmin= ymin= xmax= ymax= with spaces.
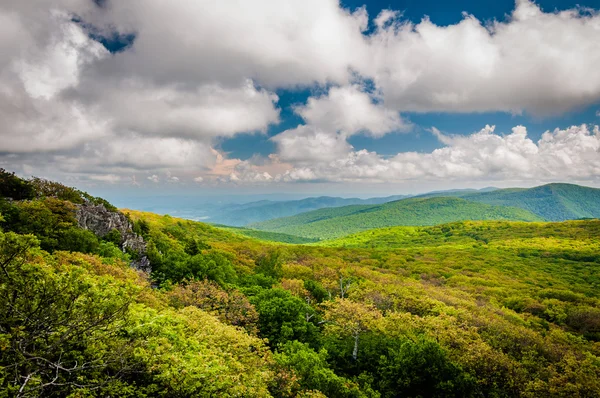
xmin=168 ymin=280 xmax=259 ymax=334
xmin=250 ymin=288 xmax=319 ymax=347
xmin=103 ymin=228 xmax=122 ymax=246
xmin=322 ymin=299 xmax=382 ymax=361
xmin=10 ymin=199 xmax=78 ymax=252
xmin=376 ymin=336 xmax=475 ymax=398
xmin=0 ymin=231 xmax=137 ymax=397
xmin=256 ymin=250 xmax=284 ymax=279
xmin=0 ymin=169 xmax=34 ymax=201
xmin=304 ymin=279 xmax=329 ymax=304
xmin=273 ymin=341 xmax=367 ymax=398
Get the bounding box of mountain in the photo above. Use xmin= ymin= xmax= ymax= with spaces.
xmin=459 ymin=183 xmax=600 ymax=221
xmin=414 ymin=183 xmax=600 ymax=221
xmin=205 ymin=195 xmax=409 ymax=226
xmin=250 ymin=196 xmax=542 ymax=239
xmin=323 ymin=219 xmax=600 ymax=250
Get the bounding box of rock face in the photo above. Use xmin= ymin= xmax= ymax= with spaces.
xmin=76 ymin=203 xmax=151 ymax=273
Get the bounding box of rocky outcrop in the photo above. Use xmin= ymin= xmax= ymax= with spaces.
xmin=76 ymin=203 xmax=151 ymax=273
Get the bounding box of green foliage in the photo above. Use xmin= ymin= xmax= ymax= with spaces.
xmin=256 ymin=250 xmax=284 ymax=279
xmin=0 ymin=170 xmax=118 ymax=212
xmin=29 ymin=177 xmax=86 ymax=204
xmin=0 ymin=230 xmax=277 ymax=397
xmin=152 ymin=250 xmax=238 ymax=287
xmin=103 ymin=228 xmax=122 ymax=246
xmin=274 ymin=341 xmax=367 ymax=398
xmin=0 ymin=231 xmax=137 ymax=396
xmin=183 ymin=236 xmax=211 ymax=255
xmin=251 ymin=197 xmax=542 ymax=239
xmin=0 ymin=169 xmax=34 ymax=200
xmin=304 ymin=280 xmax=329 ymax=303
xmin=250 ymin=288 xmax=319 ymax=348
xmin=2 ymin=173 xmax=600 ymax=397
xmin=220 ymin=225 xmax=320 ymax=243
xmin=56 ymin=227 xmax=100 ymax=253
xmin=458 ymin=183 xmax=600 ymax=221
xmin=167 ymin=279 xmax=259 ymax=334
xmin=376 ymin=336 xmax=476 ymax=398
xmin=0 ymin=198 xmax=104 ymax=254
xmin=132 ymin=218 xmax=150 ymax=238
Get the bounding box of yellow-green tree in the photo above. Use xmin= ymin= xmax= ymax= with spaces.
xmin=322 ymin=298 xmax=382 ymax=361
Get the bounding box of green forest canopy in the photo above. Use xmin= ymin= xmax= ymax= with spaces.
xmin=1 ymin=170 xmax=599 ymax=397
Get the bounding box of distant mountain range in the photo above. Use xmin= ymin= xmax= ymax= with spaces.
xmin=204 ymin=195 xmax=408 ymax=226
xmin=117 ymin=184 xmax=600 ymax=237
xmin=249 ymin=197 xmax=542 ymax=240
xmin=417 ymin=183 xmax=600 ymax=221
xmin=248 ymin=183 xmax=600 ymax=240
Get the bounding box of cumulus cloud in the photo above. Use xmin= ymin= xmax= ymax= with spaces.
xmin=274 ymin=124 xmax=600 ymax=183
xmin=93 ymin=0 xmax=370 ymax=88
xmin=271 ymin=125 xmax=353 ymax=165
xmin=217 ymin=161 xmax=275 ymax=184
xmin=0 ymin=0 xmax=281 ymax=181
xmin=2 ymin=0 xmax=600 ymax=186
xmin=294 ymin=85 xmax=410 ymax=137
xmin=366 ymin=0 xmax=600 ymax=114
xmin=73 ymin=79 xmax=279 ymax=140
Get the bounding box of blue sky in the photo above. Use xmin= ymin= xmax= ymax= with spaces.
xmin=1 ymin=0 xmax=600 ymax=196
xmin=219 ymin=0 xmax=600 ymax=161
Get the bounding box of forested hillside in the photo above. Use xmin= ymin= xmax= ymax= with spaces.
xmin=418 ymin=183 xmax=600 ymax=221
xmin=205 ymin=195 xmax=408 ymax=226
xmin=1 ymin=170 xmax=599 ymax=397
xmin=251 ymin=197 xmax=542 ymax=240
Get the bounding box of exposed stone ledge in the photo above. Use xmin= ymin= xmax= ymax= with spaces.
xmin=76 ymin=203 xmax=151 ymax=273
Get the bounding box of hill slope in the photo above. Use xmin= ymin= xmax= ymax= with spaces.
xmin=417 ymin=183 xmax=600 ymax=221
xmin=206 ymin=195 xmax=408 ymax=226
xmin=250 ymin=197 xmax=542 ymax=239
xmin=460 ymin=183 xmax=600 ymax=221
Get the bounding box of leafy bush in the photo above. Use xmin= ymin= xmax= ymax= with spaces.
xmin=0 ymin=169 xmax=34 ymax=200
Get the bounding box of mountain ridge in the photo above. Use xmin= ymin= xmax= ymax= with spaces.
xmin=250 ymin=196 xmax=543 ymax=240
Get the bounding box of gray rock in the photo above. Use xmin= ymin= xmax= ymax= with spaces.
xmin=76 ymin=203 xmax=151 ymax=273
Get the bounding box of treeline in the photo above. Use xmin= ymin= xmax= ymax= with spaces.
xmin=251 ymin=197 xmax=542 ymax=240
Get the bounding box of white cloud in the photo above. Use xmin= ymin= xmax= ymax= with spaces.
xmin=294 ymin=85 xmax=410 ymax=137
xmin=147 ymin=175 xmax=159 ymax=183
xmin=274 ymin=124 xmax=600 ymax=183
xmin=16 ymin=11 xmax=107 ymax=100
xmin=271 ymin=125 xmax=353 ymax=165
xmin=275 ymin=168 xmax=318 ymax=182
xmin=223 ymin=161 xmax=275 ymax=184
xmin=366 ymin=1 xmax=600 ymax=114
xmin=2 ymin=0 xmax=600 ymax=186
xmin=193 ymin=176 xmax=204 ymax=183
xmin=96 ymin=0 xmax=370 ymax=88
xmin=88 ymin=174 xmax=124 ymax=184
xmin=77 ymin=79 xmax=280 ymax=140
xmin=0 ymin=1 xmax=282 ymax=175
xmin=90 ymin=136 xmax=216 ymax=171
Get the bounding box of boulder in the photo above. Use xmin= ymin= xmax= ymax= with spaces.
xmin=76 ymin=203 xmax=151 ymax=273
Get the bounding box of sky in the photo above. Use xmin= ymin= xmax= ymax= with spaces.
xmin=1 ymin=0 xmax=600 ymax=198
